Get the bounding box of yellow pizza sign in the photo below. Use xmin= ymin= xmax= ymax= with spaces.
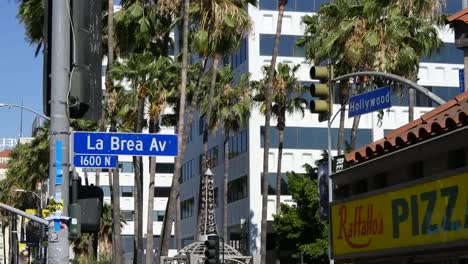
xmin=331 ymin=172 xmax=468 ymax=257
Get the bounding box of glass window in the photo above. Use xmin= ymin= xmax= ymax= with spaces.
xmin=121 ymin=186 xmax=133 ymax=197
xmin=259 ymin=0 xmax=278 ymax=10
xmin=421 ymin=43 xmax=463 ymax=64
xmin=181 ymin=197 xmax=194 ymax=219
xmin=156 ymin=163 xmax=174 ymax=174
xmin=119 ymin=161 xmax=134 ymax=173
xmin=296 ymin=0 xmax=314 ymax=12
xmin=260 ymin=34 xmax=275 ymax=56
xmin=199 ymin=115 xmax=206 ymax=135
xmin=261 ymin=126 xmax=372 ymax=150
xmin=228 ymin=176 xmax=248 ymax=203
xmin=431 ymin=86 xmax=460 ymax=102
xmin=101 ymin=186 xmax=111 ymax=197
xmin=153 ymin=210 xmax=165 ymax=222
xmin=155 ymin=187 xmax=171 ymax=198
xmin=262 ymin=173 xmax=290 ymax=195
xmin=121 ymin=210 xmax=134 ymax=221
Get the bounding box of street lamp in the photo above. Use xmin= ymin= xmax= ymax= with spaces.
xmin=0 ymin=103 xmax=50 ymax=121
xmin=13 ymin=189 xmax=42 ymax=211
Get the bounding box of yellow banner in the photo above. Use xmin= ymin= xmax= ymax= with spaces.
xmin=331 ymin=172 xmax=468 ymax=257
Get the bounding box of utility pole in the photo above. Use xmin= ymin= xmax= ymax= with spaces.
xmin=47 ymin=0 xmax=70 ymax=262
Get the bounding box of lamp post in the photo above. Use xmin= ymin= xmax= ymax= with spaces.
xmin=0 ymin=103 xmax=50 ymax=121
xmin=12 ymin=189 xmax=42 ymax=211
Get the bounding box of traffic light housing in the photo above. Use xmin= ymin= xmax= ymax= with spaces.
xmin=309 ymin=65 xmax=333 ymax=122
xmin=204 ymin=235 xmax=220 ymax=264
xmin=43 ymin=0 xmax=102 ymax=120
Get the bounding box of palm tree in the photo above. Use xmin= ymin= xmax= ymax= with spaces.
xmin=299 ymin=0 xmax=443 ymax=152
xmin=145 ymin=61 xmax=176 ymax=264
xmin=111 ymin=53 xmax=172 ymax=263
xmin=260 ymin=0 xmax=288 ymax=262
xmin=253 ymin=64 xmax=307 ymax=263
xmin=205 ymin=67 xmax=252 ymax=243
xmin=16 ymin=0 xmax=44 ymax=56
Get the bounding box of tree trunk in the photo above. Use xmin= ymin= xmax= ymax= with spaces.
xmin=133 ymin=95 xmax=145 ymax=264
xmin=159 ymin=0 xmax=190 ymax=258
xmin=201 ymin=54 xmax=220 ymax=175
xmin=105 ymin=1 xmax=122 ymax=262
xmin=350 ymin=115 xmax=361 ymax=151
xmin=275 ymin=115 xmax=284 ymax=264
xmin=146 ymin=116 xmax=158 ymax=264
xmin=262 ymin=1 xmax=286 ymax=263
xmin=146 ymin=155 xmax=156 ymax=264
xmin=223 ymin=134 xmax=229 ymax=244
xmin=408 ymin=87 xmax=414 ymax=122
xmin=337 ymin=82 xmax=349 ymax=155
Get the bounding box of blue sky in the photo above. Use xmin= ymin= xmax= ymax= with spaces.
xmin=0 ymin=1 xmax=43 ymax=140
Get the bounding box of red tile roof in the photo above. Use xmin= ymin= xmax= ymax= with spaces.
xmin=448 ymin=8 xmax=468 ymax=24
xmin=345 ymin=91 xmax=468 ymax=165
xmin=0 ymin=149 xmax=12 ymax=158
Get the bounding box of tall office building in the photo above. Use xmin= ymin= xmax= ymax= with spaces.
xmin=178 ymin=1 xmax=465 ymax=263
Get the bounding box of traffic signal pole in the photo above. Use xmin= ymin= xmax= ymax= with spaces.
xmin=48 ymin=0 xmax=70 ymax=262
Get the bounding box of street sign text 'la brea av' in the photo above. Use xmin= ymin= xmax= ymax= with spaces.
xmin=348 ymin=85 xmax=392 ymax=118
xmin=74 ymin=132 xmax=178 ymax=156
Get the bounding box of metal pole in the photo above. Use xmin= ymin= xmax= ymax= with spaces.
xmin=48 ymin=0 xmax=70 ymax=262
xmin=0 ymin=203 xmax=47 ymax=226
xmin=327 ymin=61 xmax=334 ymax=264
xmin=333 ymin=71 xmax=446 ymax=105
xmin=0 ymin=104 xmax=51 ymax=121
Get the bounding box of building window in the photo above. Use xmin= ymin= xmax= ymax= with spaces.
xmin=260 ymin=34 xmax=306 ymax=57
xmin=260 ymin=126 xmax=372 ymax=150
xmin=153 ymin=210 xmax=165 ymax=222
xmin=229 ymin=129 xmax=248 ymax=159
xmin=101 ymin=186 xmax=111 ymax=197
xmin=354 ymin=179 xmax=368 ymax=195
xmin=119 ymin=161 xmax=134 ymax=173
xmin=120 ymin=186 xmax=134 ymax=197
xmin=259 ymin=0 xmax=321 ymax=12
xmin=262 ymin=173 xmax=289 ymax=195
xmin=154 ymin=187 xmax=171 ymax=198
xmin=181 ymin=197 xmax=194 ymax=219
xmin=230 ymin=38 xmax=248 ymax=69
xmin=156 ymin=162 xmax=174 ymax=174
xmin=181 ymin=159 xmax=194 ymax=183
xmin=199 ymin=114 xmax=206 ymax=135
xmin=214 ymin=187 xmax=219 ymax=208
xmin=228 ymin=176 xmax=248 ymax=203
xmin=421 ymin=43 xmax=463 ymax=64
xmin=373 ymin=173 xmax=387 ymax=189
xmin=207 ymin=146 xmax=219 ymax=168
xmin=121 ymin=210 xmax=134 ymax=221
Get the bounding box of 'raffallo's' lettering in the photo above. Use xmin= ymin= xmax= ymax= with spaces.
xmin=337 ymin=204 xmax=383 ymax=249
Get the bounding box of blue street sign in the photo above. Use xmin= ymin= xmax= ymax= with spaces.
xmin=74 ymin=154 xmax=117 ymax=168
xmin=74 ymin=132 xmax=178 ymax=156
xmin=348 ymin=85 xmax=392 ymax=118
xmin=460 ymin=68 xmax=465 ymax=93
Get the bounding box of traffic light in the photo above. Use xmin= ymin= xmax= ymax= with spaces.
xmin=204 ymin=235 xmax=220 ymax=264
xmin=43 ymin=0 xmax=102 ymax=120
xmin=309 ymin=65 xmax=334 ymax=122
